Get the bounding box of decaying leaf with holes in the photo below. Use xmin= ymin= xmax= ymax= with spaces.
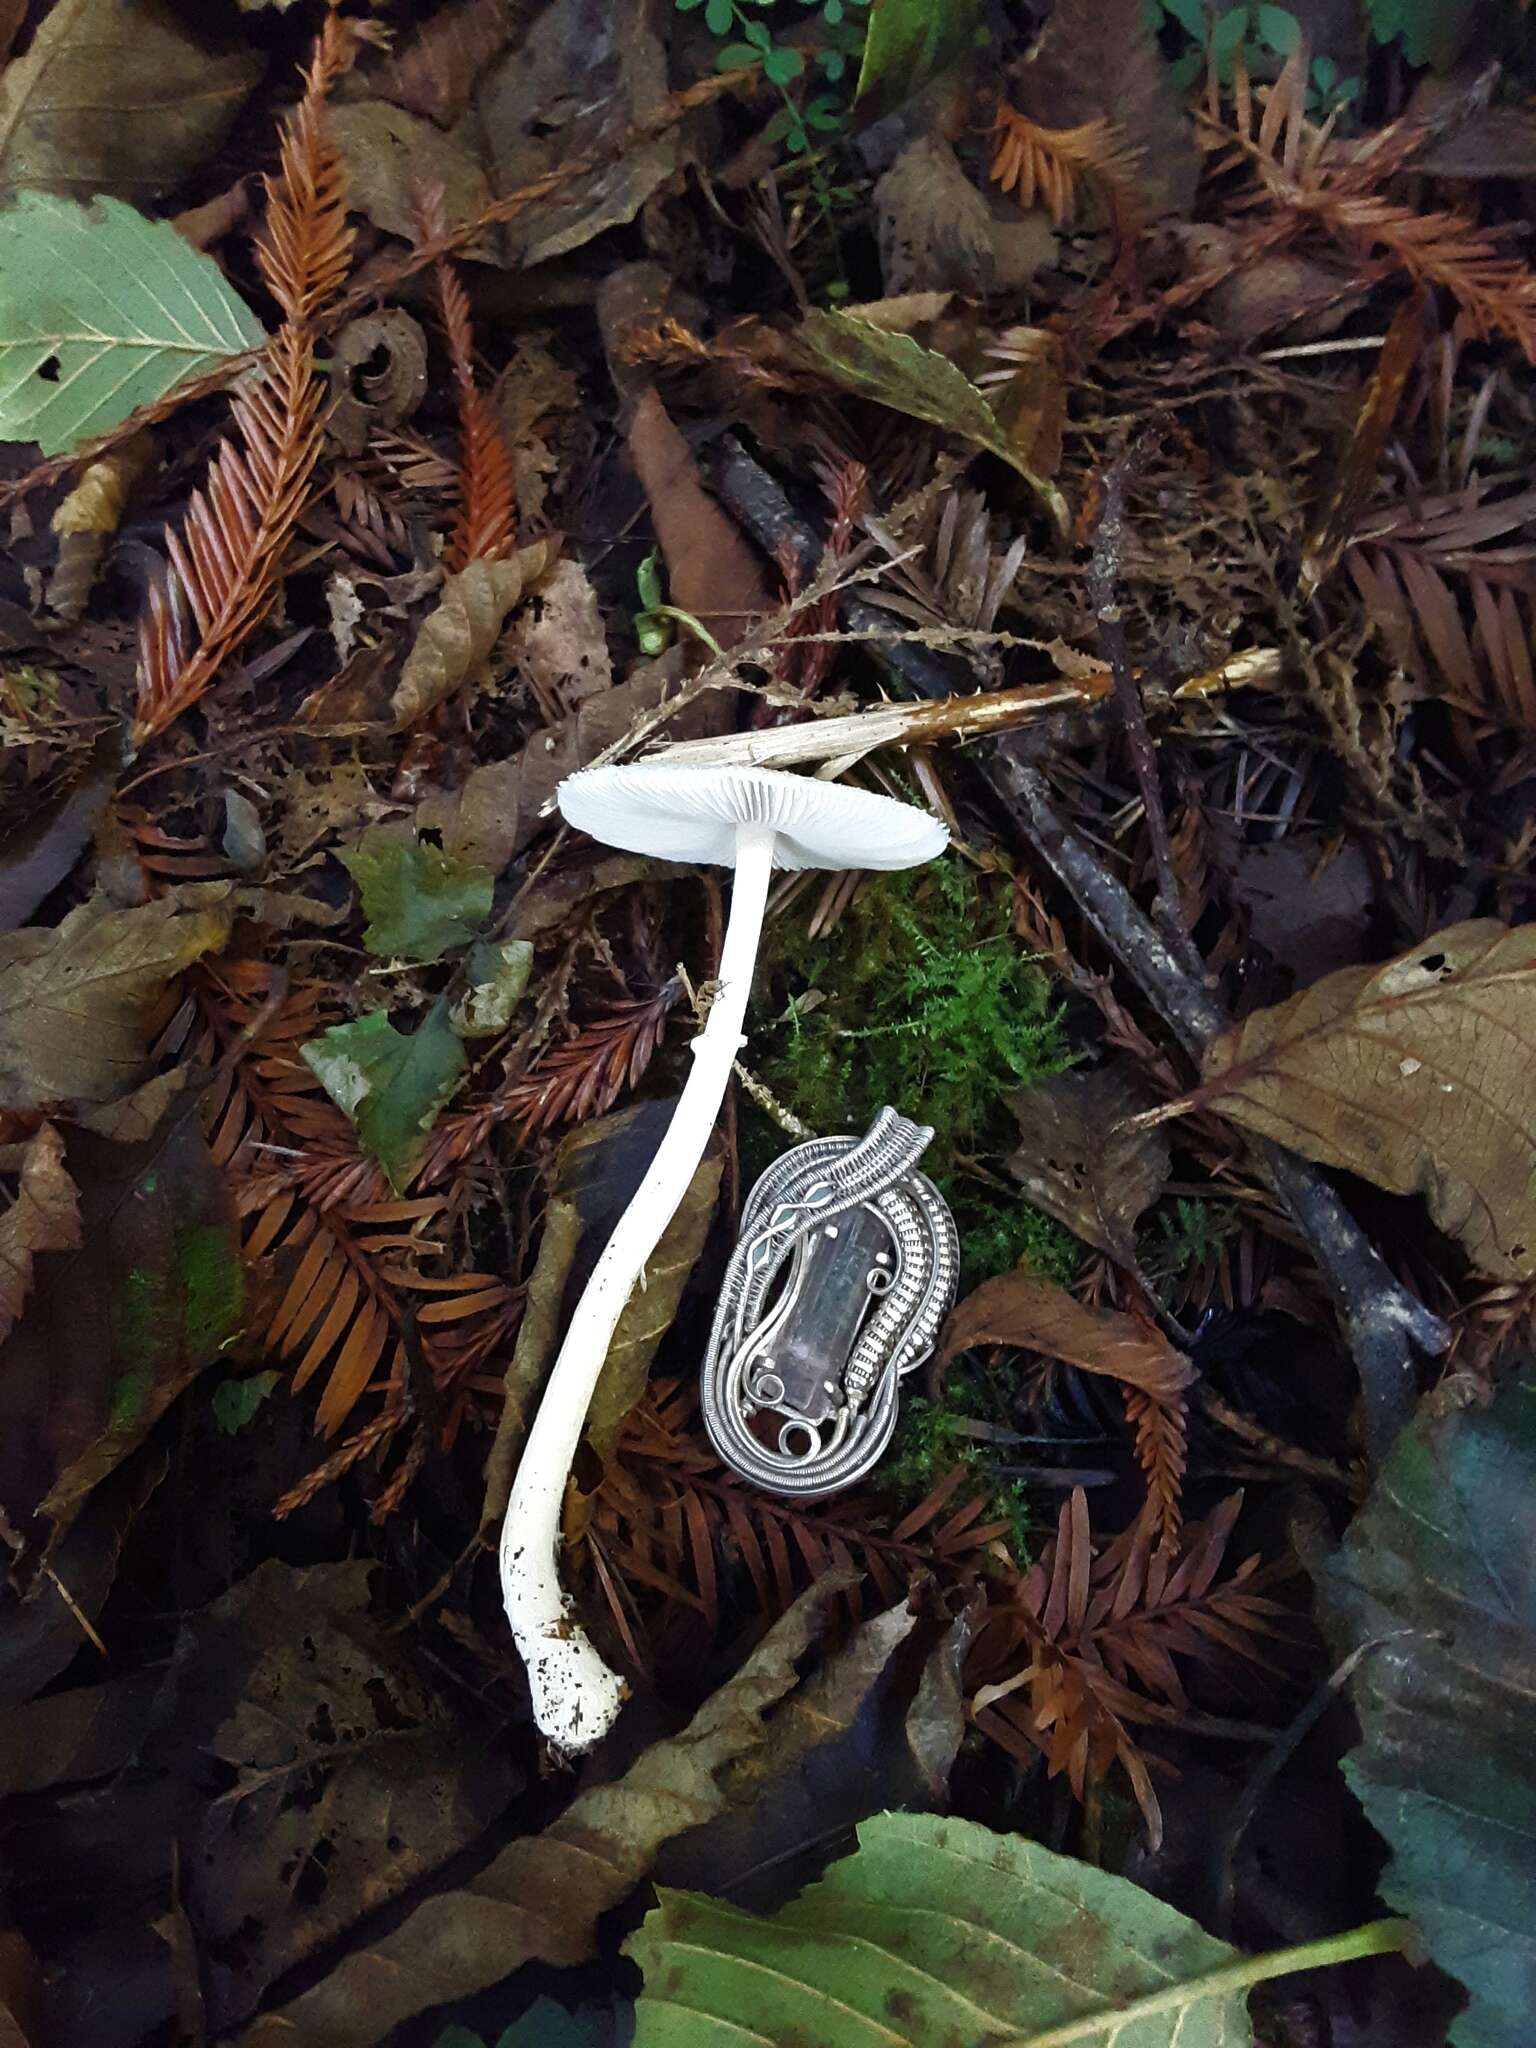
xmin=235 ymin=1578 xmax=855 ymax=2048
xmin=0 ymin=1109 xmax=242 ymax=1552
xmin=0 ymin=1124 xmax=80 ymax=1346
xmin=0 ymin=883 xmax=237 ymax=1112
xmin=1005 ymin=1060 xmax=1170 ymax=1267
xmin=1188 ymin=921 xmax=1536 ymax=1279
xmin=136 ymin=1559 xmax=519 ymax=2034
xmin=941 ymin=1272 xmax=1191 ymax=1544
xmin=391 ymin=543 xmax=553 ymax=727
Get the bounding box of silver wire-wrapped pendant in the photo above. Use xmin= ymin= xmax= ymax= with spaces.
xmin=701 ymin=1107 xmax=959 ymax=1499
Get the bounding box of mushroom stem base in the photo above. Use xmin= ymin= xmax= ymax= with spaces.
xmin=499 ymin=824 xmax=777 ymax=1751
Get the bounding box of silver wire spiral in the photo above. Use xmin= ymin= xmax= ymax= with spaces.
xmin=700 ymin=1108 xmax=959 ymax=1498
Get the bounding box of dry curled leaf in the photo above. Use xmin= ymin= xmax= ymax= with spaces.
xmin=391 ymin=543 xmax=553 ymax=727
xmin=1005 ymin=1061 xmax=1169 ymax=1266
xmin=0 ymin=1125 xmax=80 ymax=1346
xmin=326 ymin=311 xmax=428 ymax=456
xmin=0 ymin=884 xmax=236 ymax=1111
xmin=1190 ymin=919 xmax=1536 ymax=1280
xmin=941 ymin=1272 xmax=1191 ymax=1542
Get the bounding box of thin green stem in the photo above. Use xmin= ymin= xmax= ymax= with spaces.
xmin=996 ymin=1920 xmax=1415 ymax=2048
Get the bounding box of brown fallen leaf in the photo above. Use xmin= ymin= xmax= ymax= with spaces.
xmin=556 ymin=1101 xmax=723 ymax=1474
xmin=1005 ymin=1061 xmax=1169 ymax=1266
xmin=472 ymin=651 xmax=738 ymax=865
xmin=48 ymin=432 xmax=156 ymax=622
xmin=234 ymin=1575 xmax=854 ymax=2048
xmin=352 ymin=0 xmax=519 ymax=128
xmin=474 ymin=0 xmax=679 ymax=268
xmin=509 ymin=555 xmax=614 ymax=715
xmin=0 ymin=1125 xmax=80 ymax=1347
xmin=0 ymin=731 xmax=120 ymax=932
xmin=875 ymin=137 xmax=996 ymax=296
xmin=0 ymin=0 xmax=263 ymax=202
xmin=0 ymin=883 xmax=237 ymax=1111
xmin=1189 ymin=919 xmax=1536 ymax=1280
xmin=0 ymin=1108 xmax=242 ymax=1547
xmin=1005 ymin=0 xmax=1199 ymax=223
xmin=391 ymin=542 xmax=553 ymax=728
xmin=481 ymin=1103 xmax=722 ymax=1525
xmin=626 ymin=387 xmax=775 ymax=650
xmin=142 ymin=1560 xmax=518 ymax=2033
xmin=940 ymin=1272 xmax=1192 ymax=1542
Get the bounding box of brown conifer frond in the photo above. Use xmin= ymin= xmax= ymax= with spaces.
xmin=1291 ymin=190 xmax=1536 ymax=359
xmin=590 ymin=1378 xmax=1010 ymax=1673
xmin=132 ymin=12 xmax=363 ymax=745
xmin=133 ymin=327 xmax=325 ymax=743
xmin=991 ymin=104 xmax=1144 ymax=227
xmin=415 ymin=184 xmax=517 ymax=572
xmin=257 ymin=8 xmax=361 ymax=325
xmin=969 ymin=1489 xmax=1289 ymax=1848
xmin=161 ymin=966 xmax=517 ymax=1459
xmin=1204 ymin=52 xmax=1536 ymax=362
xmin=420 ymin=977 xmax=685 ymax=1186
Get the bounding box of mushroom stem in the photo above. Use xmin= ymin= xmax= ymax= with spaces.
xmin=499 ymin=822 xmax=778 ymax=1750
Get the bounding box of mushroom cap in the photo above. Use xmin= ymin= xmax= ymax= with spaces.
xmin=557 ymin=762 xmax=948 ymax=872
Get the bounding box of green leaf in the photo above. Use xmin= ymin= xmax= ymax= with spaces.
xmin=798 ymin=310 xmax=1060 ymax=504
xmin=763 ymin=43 xmax=805 ymax=81
xmin=740 ymin=16 xmax=773 ymax=47
xmin=1255 ymin=4 xmax=1300 ymax=52
xmin=820 ymin=46 xmax=846 ymax=76
xmin=717 ymin=40 xmax=759 ymax=66
xmin=1159 ymin=0 xmax=1209 ymax=31
xmin=675 ymin=0 xmax=706 ymax=11
xmin=302 ymin=1000 xmax=467 ymax=1194
xmin=1363 ymin=0 xmax=1479 ymax=70
xmin=704 ymin=0 xmax=733 ymax=30
xmin=450 ymin=938 xmax=534 ymax=1038
xmin=1326 ymin=1374 xmax=1536 ymax=2048
xmin=629 ymin=1812 xmax=1407 ymax=2045
xmin=852 ymin=0 xmax=986 ymax=120
xmin=0 ymin=191 xmax=264 ymax=456
xmin=1211 ymin=6 xmax=1253 ymax=67
xmin=339 ymin=830 xmax=493 ymax=963
xmin=211 ymin=1370 xmax=279 ymax=1436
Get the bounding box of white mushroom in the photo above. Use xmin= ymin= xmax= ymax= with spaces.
xmin=500 ymin=762 xmax=948 ymax=1749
